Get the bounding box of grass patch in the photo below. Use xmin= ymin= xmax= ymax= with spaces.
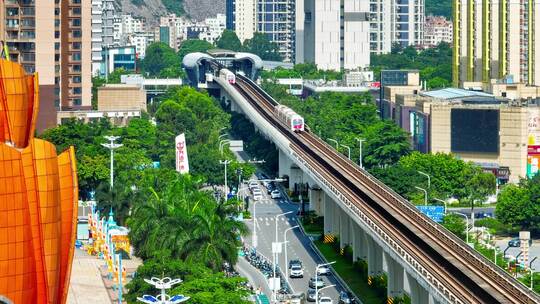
xmin=314 ymin=240 xmax=387 ymax=304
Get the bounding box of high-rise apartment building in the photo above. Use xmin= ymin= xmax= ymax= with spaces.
xmin=0 ymin=0 xmax=91 ymax=130
xmin=226 ymin=0 xmax=296 ymax=62
xmin=299 ymin=0 xmax=371 ymax=70
xmin=453 ymin=0 xmax=540 ymax=87
xmin=60 ymin=0 xmax=92 ymax=110
xmin=369 ymin=0 xmax=425 ymax=54
xmin=92 ymin=0 xmax=115 ymax=75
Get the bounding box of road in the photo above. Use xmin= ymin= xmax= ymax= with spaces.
xmin=244 ymin=180 xmax=343 ymax=302
xmin=494 ymin=238 xmax=540 ymax=270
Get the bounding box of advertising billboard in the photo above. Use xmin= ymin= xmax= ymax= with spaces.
xmin=450 ymin=109 xmax=499 ymax=153
xmin=527 ymin=109 xmax=540 ymax=178
xmin=175 ymin=133 xmax=190 ymax=174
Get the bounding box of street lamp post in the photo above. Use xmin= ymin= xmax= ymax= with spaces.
xmin=315 ymin=285 xmax=336 ymax=304
xmin=315 ymin=262 xmax=336 ymax=304
xmin=515 ymin=252 xmax=523 ymax=278
xmin=272 ymin=211 xmax=293 ymax=301
xmin=418 ymin=171 xmax=431 ymax=188
xmin=137 ymin=277 xmax=190 ymax=304
xmin=327 ymin=138 xmax=339 ymax=150
xmin=415 ymin=186 xmax=427 ymax=205
xmin=530 ymin=257 xmax=538 ymax=290
xmin=355 ymin=138 xmax=365 ymax=169
xmin=101 ymin=136 xmax=122 ymax=190
xmin=433 ymin=198 xmax=447 ymax=214
xmin=283 ymin=225 xmax=300 ymax=280
xmin=340 ymin=144 xmax=351 ymax=159
xmin=219 ymin=160 xmax=232 ymax=196
xmin=219 ymin=139 xmax=231 ymax=155
xmin=451 ymin=212 xmax=470 ymax=244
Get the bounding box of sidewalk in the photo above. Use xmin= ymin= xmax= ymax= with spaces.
xmin=67 ymin=249 xmax=111 ymax=304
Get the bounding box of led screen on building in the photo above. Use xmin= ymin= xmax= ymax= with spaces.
xmin=451 ymin=109 xmax=499 ymax=153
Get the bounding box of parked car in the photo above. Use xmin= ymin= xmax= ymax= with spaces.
xmin=271 ymin=190 xmax=281 ymax=199
xmin=248 ymin=181 xmax=258 ymax=189
xmin=338 ymin=291 xmax=352 ymax=304
xmin=289 ymin=292 xmax=305 ymax=304
xmin=508 ymin=238 xmax=532 ymax=247
xmin=308 ymin=277 xmax=325 ymax=289
xmin=319 ymin=297 xmax=333 ymax=304
xmin=266 ymin=183 xmax=275 ymax=194
xmin=289 ymin=259 xmax=303 ymax=269
xmin=317 ymin=265 xmax=331 ymax=276
xmin=253 ymin=193 xmax=262 ymax=201
xmin=290 ymin=265 xmax=304 ymax=278
xmin=306 ymin=289 xmax=317 ymax=302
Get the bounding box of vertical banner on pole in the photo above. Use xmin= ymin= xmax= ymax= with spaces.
xmin=175 ymin=133 xmax=190 ymax=174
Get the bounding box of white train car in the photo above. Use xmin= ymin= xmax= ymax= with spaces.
xmin=275 ymin=105 xmax=305 ymax=132
xmin=220 ymin=68 xmax=236 ymax=84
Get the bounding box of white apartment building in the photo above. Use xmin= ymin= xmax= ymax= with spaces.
xmin=299 ymin=0 xmax=371 ymax=71
xmin=423 ymin=15 xmax=452 ymax=47
xmin=159 ymin=14 xmax=191 ymax=51
xmin=91 ymin=0 xmax=116 ymax=75
xmin=113 ymin=14 xmax=146 ymax=46
xmin=453 ymin=0 xmax=540 ymax=87
xmin=129 ymin=32 xmax=155 ymax=58
xmin=369 ymin=0 xmax=425 ymax=54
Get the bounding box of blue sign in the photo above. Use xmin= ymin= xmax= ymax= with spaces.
xmin=416 ymin=206 xmax=445 ymax=223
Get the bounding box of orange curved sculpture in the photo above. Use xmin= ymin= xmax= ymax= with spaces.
xmin=0 ymin=60 xmax=78 ymax=303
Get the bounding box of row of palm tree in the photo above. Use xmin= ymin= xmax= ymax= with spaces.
xmin=126 ymin=174 xmax=248 ymax=270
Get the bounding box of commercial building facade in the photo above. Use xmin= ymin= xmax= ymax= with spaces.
xmin=453 ymin=0 xmax=540 ymax=87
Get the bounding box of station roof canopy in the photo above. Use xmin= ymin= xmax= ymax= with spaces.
xmin=182 ymin=52 xmax=214 ymax=68
xmin=207 ymin=49 xmax=237 ymax=57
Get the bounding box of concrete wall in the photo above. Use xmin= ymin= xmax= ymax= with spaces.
xmin=97 ymin=84 xmax=147 ymax=111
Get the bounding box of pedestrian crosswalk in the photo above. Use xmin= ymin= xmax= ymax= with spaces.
xmin=252 ymin=216 xmax=296 ymax=223
xmin=252 ymin=199 xmax=288 ymax=205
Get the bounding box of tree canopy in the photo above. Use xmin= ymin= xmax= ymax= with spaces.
xmin=178 ymin=39 xmax=215 ymax=61
xmin=496 ymin=176 xmax=540 ymax=231
xmin=243 ymin=32 xmax=282 ymax=61
xmin=371 ymin=43 xmax=452 ymax=89
xmin=216 ymin=30 xmax=242 ymax=51
xmin=141 ymin=42 xmax=183 ymax=77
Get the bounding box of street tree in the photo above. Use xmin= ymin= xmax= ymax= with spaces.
xmin=442 ymin=214 xmax=467 ymax=240
xmin=178 ymin=39 xmax=215 ymax=61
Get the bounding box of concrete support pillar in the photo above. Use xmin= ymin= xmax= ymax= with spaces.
xmin=289 ymin=166 xmax=303 ymax=192
xmin=309 ymin=187 xmax=324 ymax=216
xmin=278 ymin=149 xmax=291 ymax=183
xmin=367 ymin=236 xmax=383 ymax=275
xmin=339 ymin=211 xmax=351 ymax=249
xmin=429 ymin=295 xmax=441 ymax=304
xmin=323 ymin=193 xmax=334 ymax=236
xmin=352 ymin=223 xmax=367 ymax=262
xmin=385 ymin=252 xmax=404 ymax=298
xmin=407 ymin=272 xmax=429 ymax=304
xmin=331 ymin=200 xmax=340 ymax=236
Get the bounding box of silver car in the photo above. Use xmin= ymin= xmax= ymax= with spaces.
xmin=308 ymin=276 xmax=325 ymax=288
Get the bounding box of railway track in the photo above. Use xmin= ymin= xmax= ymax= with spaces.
xmin=232 ymin=74 xmax=540 ymax=303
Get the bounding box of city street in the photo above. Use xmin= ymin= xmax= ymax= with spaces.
xmin=495 ymin=238 xmax=540 ymax=270
xmin=243 ymin=180 xmax=343 ymax=302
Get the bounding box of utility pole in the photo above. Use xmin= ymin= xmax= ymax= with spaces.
xmin=101 ymin=136 xmax=122 ymax=189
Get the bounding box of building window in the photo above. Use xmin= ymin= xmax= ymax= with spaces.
xmin=73 ymin=87 xmax=82 ymax=95
xmin=72 ymin=76 xmax=81 ymax=83
xmin=72 ymin=18 xmax=81 ymax=27
xmin=72 ymin=42 xmax=81 ymax=50
xmin=72 ymin=52 xmax=81 ymax=61
xmin=72 ymin=8 xmax=81 ymax=15
xmin=72 ymin=30 xmax=81 ymax=38
xmin=73 ymin=98 xmax=82 ymax=106
xmin=72 ymin=64 xmax=81 ymax=72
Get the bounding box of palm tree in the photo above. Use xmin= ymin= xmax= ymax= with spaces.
xmin=181 ymin=199 xmax=248 ymax=271
xmin=95 ymin=180 xmax=133 ymax=226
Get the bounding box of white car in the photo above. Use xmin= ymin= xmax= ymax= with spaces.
xmin=271 ymin=189 xmax=281 ymax=199
xmin=248 ymin=181 xmax=258 ymax=189
xmin=253 ymin=193 xmax=262 ymax=201
xmin=319 ymin=297 xmax=333 ymax=304
xmin=317 ymin=265 xmax=331 ymax=276
xmin=289 ymin=265 xmax=303 ymax=278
